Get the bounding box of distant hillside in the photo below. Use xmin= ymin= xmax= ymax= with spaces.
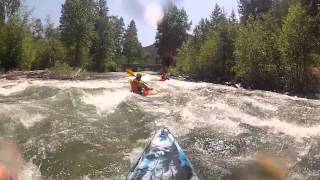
xmin=143 ymin=44 xmax=159 ymax=64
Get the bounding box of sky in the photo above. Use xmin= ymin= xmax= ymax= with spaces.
xmin=25 ymin=0 xmax=238 ymax=46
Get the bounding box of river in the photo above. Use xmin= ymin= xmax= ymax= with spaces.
xmin=0 ymin=72 xmax=319 ymax=180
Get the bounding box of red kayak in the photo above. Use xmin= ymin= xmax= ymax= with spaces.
xmin=142 ymin=89 xmax=151 ymax=96
xmin=159 ymin=76 xmax=169 ymax=81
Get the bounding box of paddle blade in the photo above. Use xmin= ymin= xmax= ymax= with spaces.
xmin=126 ymin=68 xmax=136 ymax=77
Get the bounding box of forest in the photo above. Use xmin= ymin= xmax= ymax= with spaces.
xmin=0 ymin=0 xmax=145 ymax=73
xmin=171 ymin=0 xmax=320 ymax=93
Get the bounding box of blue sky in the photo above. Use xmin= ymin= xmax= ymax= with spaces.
xmin=25 ymin=0 xmax=238 ymax=46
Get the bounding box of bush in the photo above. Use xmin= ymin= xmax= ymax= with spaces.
xmin=50 ymin=61 xmax=74 ymax=79
xmin=105 ymin=60 xmax=118 ymax=72
xmin=33 ymin=39 xmax=66 ymax=70
xmin=0 ymin=17 xmax=36 ymax=71
xmin=234 ymin=15 xmax=282 ymax=90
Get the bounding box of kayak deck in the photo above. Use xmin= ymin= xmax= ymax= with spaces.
xmin=127 ymin=128 xmax=198 ymax=180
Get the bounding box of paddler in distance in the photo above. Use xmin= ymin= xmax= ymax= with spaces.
xmin=130 ymin=73 xmax=153 ymax=96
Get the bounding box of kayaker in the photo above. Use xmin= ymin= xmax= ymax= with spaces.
xmin=130 ymin=73 xmax=153 ymax=95
xmin=160 ymin=72 xmax=169 ymax=81
xmin=159 ymin=67 xmax=169 ymax=81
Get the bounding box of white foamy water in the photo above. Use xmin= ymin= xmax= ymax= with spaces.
xmin=18 ymin=114 xmax=45 ymax=129
xmin=0 ymin=80 xmax=31 ymax=96
xmin=0 ymin=72 xmax=319 ymax=180
xmin=134 ymin=75 xmax=320 ymax=140
xmin=0 ymin=104 xmax=46 ymax=129
xmin=20 ymin=161 xmax=42 ymax=180
xmin=82 ymin=90 xmax=132 ymax=114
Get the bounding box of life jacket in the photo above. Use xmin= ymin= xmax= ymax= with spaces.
xmin=131 ymin=80 xmax=140 ymax=92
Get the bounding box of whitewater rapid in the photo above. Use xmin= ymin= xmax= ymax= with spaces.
xmin=0 ymin=72 xmax=319 ymax=179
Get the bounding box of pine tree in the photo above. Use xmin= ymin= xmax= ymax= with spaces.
xmin=0 ymin=0 xmax=21 ymax=25
xmin=272 ymin=0 xmax=290 ymax=23
xmin=110 ymin=16 xmax=125 ymax=56
xmin=193 ymin=18 xmax=210 ymax=44
xmin=210 ymin=4 xmax=226 ymax=29
xmin=238 ymin=0 xmax=273 ymax=23
xmin=60 ymin=0 xmax=97 ymax=67
xmin=123 ymin=20 xmax=143 ymax=64
xmin=91 ymin=0 xmax=115 ymax=72
xmin=229 ymin=9 xmax=238 ymax=24
xmin=32 ymin=18 xmax=44 ymax=40
xmin=156 ymin=3 xmax=191 ymax=67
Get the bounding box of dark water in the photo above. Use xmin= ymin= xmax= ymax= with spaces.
xmin=0 ymin=73 xmax=319 ymax=180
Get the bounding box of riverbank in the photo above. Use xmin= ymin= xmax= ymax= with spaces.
xmin=172 ymin=74 xmax=320 ymax=100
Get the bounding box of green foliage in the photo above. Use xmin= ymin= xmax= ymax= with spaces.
xmin=123 ymin=20 xmax=143 ymax=64
xmin=239 ymin=0 xmax=273 ymax=23
xmin=234 ymin=15 xmax=282 ymax=89
xmin=156 ymin=3 xmax=191 ymax=66
xmin=196 ymin=32 xmax=221 ymax=79
xmin=91 ymin=0 xmax=115 ymax=72
xmin=31 ymin=18 xmax=44 ymax=40
xmin=110 ymin=16 xmax=125 ymax=56
xmin=176 ymin=8 xmax=238 ymax=82
xmin=175 ymin=1 xmax=319 ymax=93
xmin=193 ymin=18 xmax=211 ymax=45
xmin=175 ymin=40 xmax=195 ymax=75
xmin=0 ymin=0 xmax=144 ymax=74
xmin=60 ymin=0 xmax=97 ymax=67
xmin=0 ymin=17 xmax=35 ymax=71
xmin=105 ymin=60 xmax=117 ymax=72
xmin=51 ymin=61 xmax=74 ymax=78
xmin=210 ymin=4 xmax=226 ymax=29
xmin=278 ymin=3 xmax=318 ymax=92
xmin=0 ymin=0 xmax=21 ymax=25
xmin=33 ymin=19 xmax=66 ymax=70
xmin=33 ymin=39 xmax=66 ymax=70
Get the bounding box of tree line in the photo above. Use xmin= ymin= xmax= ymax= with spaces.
xmin=159 ymin=0 xmax=320 ymax=93
xmin=0 ymin=0 xmax=145 ymax=72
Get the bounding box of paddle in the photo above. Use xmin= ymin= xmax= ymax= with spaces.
xmin=126 ymin=68 xmax=136 ymax=77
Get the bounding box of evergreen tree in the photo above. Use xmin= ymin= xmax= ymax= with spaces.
xmin=0 ymin=0 xmax=21 ymax=25
xmin=155 ymin=3 xmax=190 ymax=67
xmin=111 ymin=16 xmax=125 ymax=56
xmin=209 ymin=4 xmax=226 ymax=29
xmin=272 ymin=0 xmax=291 ymax=24
xmin=60 ymin=0 xmax=97 ymax=67
xmin=32 ymin=18 xmax=44 ymax=40
xmin=176 ymin=10 xmax=239 ymax=81
xmin=238 ymin=0 xmax=273 ymax=23
xmin=193 ymin=18 xmax=210 ymax=45
xmin=229 ymin=9 xmax=238 ymax=24
xmin=122 ymin=20 xmax=143 ymax=64
xmin=91 ymin=0 xmax=115 ymax=72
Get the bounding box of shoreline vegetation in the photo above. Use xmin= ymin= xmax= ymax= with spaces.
xmin=172 ymin=2 xmax=320 ymax=96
